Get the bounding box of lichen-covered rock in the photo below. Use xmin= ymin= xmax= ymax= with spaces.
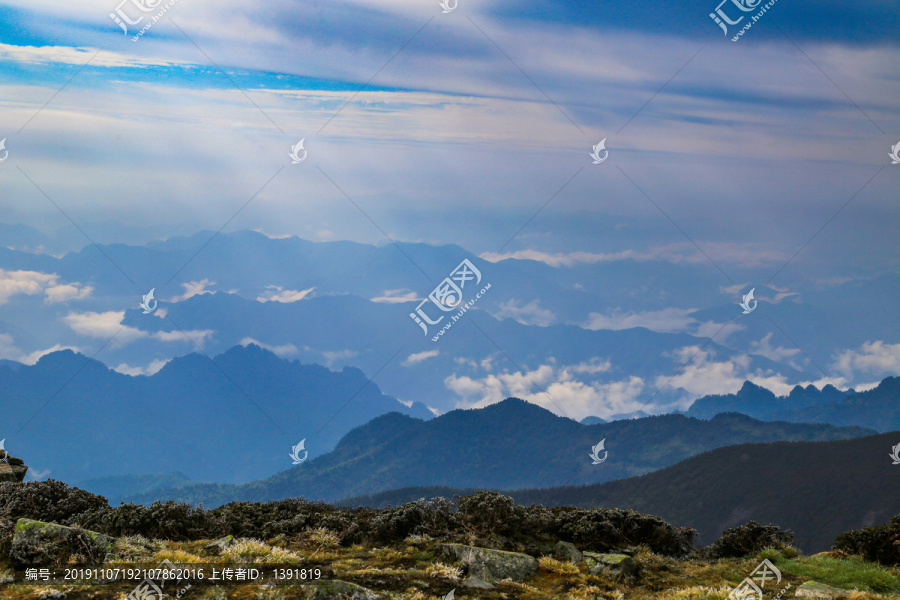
xmin=9 ymin=518 xmax=116 ymax=567
xmin=795 ymin=581 xmax=848 ymax=599
xmin=438 ymin=543 xmax=537 ymax=582
xmin=305 ymin=579 xmax=380 ymax=599
xmin=552 ymin=541 xmax=582 ymax=563
xmin=583 ymin=552 xmax=638 ymax=580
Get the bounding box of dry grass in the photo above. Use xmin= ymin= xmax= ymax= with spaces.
xmin=538 ymin=555 xmax=580 ymax=575
xmin=220 ymin=538 xmax=300 ymax=563
xmin=424 ymin=561 xmax=462 ymax=582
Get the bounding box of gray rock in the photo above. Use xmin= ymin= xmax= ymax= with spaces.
xmin=7 ymin=456 xmax=24 ymax=466
xmin=9 ymin=518 xmax=116 ymax=567
xmin=462 ymin=577 xmax=495 ymax=589
xmin=437 ymin=543 xmax=537 ymax=583
xmin=305 ymin=580 xmax=380 ymax=599
xmin=795 ymin=581 xmax=847 ymax=599
xmin=0 ymin=462 xmax=26 ymax=483
xmin=583 ymin=552 xmax=638 ymax=580
xmin=201 ymin=535 xmax=236 ymax=556
xmin=551 ymin=541 xmax=582 ymax=563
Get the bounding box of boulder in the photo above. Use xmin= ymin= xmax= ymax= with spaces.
xmin=795 ymin=581 xmax=849 ymax=599
xmin=305 ymin=580 xmax=380 ymax=599
xmin=201 ymin=535 xmax=236 ymax=556
xmin=551 ymin=541 xmax=582 ymax=563
xmin=437 ymin=543 xmax=537 ymax=583
xmin=9 ymin=518 xmax=116 ymax=567
xmin=0 ymin=461 xmax=27 ymax=484
xmin=583 ymin=552 xmax=638 ymax=580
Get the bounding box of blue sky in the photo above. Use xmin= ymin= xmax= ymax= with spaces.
xmin=0 ymin=0 xmax=898 ymax=283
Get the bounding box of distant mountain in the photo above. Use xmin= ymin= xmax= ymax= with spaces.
xmin=339 ymin=432 xmax=900 ymax=554
xmin=687 ymin=378 xmax=898 ymax=432
xmin=580 ymin=416 xmax=607 ymax=425
xmin=122 ymin=397 xmax=874 ymax=507
xmin=0 ymin=345 xmax=431 ymax=484
xmin=76 ymin=472 xmax=197 ymax=505
xmin=0 ymin=359 xmax=22 ymax=372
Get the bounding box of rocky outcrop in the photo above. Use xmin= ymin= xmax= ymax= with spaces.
xmin=795 ymin=581 xmax=849 ymax=599
xmin=551 ymin=541 xmax=582 ymax=563
xmin=583 ymin=552 xmax=638 ymax=580
xmin=0 ymin=449 xmax=28 ymax=483
xmin=201 ymin=535 xmax=236 ymax=556
xmin=9 ymin=518 xmax=116 ymax=567
xmin=437 ymin=543 xmax=537 ymax=583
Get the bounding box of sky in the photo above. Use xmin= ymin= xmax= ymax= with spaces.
xmin=0 ymin=0 xmax=897 ymax=282
xmin=0 ymin=0 xmax=898 ymax=428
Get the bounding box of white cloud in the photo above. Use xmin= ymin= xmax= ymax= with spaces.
xmin=239 ymin=337 xmax=299 ymax=358
xmin=0 ymin=42 xmax=195 ymax=68
xmin=403 ymin=349 xmax=439 ymax=366
xmin=257 ymin=286 xmax=316 ymax=303
xmin=63 ymin=311 xmax=148 ymax=345
xmin=832 ymin=341 xmax=900 ymax=382
xmin=113 ymin=359 xmax=170 ymax=376
xmin=749 ymin=332 xmax=803 ymax=367
xmin=172 ymin=279 xmax=216 ymax=301
xmin=444 ymin=360 xmax=646 ymax=421
xmin=0 ymin=270 xmax=90 ymax=305
xmin=493 ymin=299 xmax=556 ymax=327
xmin=0 ymin=333 xmax=81 ymax=366
xmin=153 ymin=329 xmax=215 ymax=347
xmin=371 ymin=289 xmax=419 ymax=304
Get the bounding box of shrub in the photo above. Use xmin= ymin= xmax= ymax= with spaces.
xmin=705 ymin=521 xmax=795 ymax=558
xmin=834 ymin=515 xmax=900 ymax=566
xmin=368 ymin=498 xmax=454 ymax=544
xmin=554 ymin=508 xmax=697 ymax=557
xmin=85 ymin=501 xmax=211 ymax=541
xmin=0 ymin=480 xmax=108 ymax=525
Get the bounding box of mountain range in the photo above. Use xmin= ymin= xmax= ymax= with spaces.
xmin=0 ymin=344 xmax=430 ymax=484
xmin=120 ymin=396 xmax=874 ymax=507
xmin=341 ymin=430 xmax=900 ymax=554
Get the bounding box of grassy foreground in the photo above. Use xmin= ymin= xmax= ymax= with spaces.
xmin=0 ymin=533 xmax=899 ymax=599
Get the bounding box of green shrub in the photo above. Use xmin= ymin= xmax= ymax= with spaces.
xmin=705 ymin=521 xmax=795 ymax=558
xmin=833 ymin=515 xmax=900 ymax=566
xmin=0 ymin=480 xmax=109 ymax=525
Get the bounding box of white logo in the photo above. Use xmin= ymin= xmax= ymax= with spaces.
xmin=589 ymin=439 xmax=608 ymax=464
xmin=890 ymin=141 xmax=900 ymax=165
xmin=729 ymin=558 xmax=782 ymax=600
xmin=589 ymin=139 xmax=609 ymax=164
xmin=0 ymin=138 xmax=8 ymax=163
xmin=140 ymin=288 xmax=158 ymax=314
xmin=709 ymin=0 xmax=761 ymax=36
xmin=443 ymin=590 xmax=455 ymax=600
xmin=289 ymin=139 xmax=307 ymax=164
xmin=290 ymin=439 xmax=308 ymax=465
xmin=0 ymin=438 xmax=6 ymax=462
xmin=412 ymin=258 xmax=491 ymax=341
xmin=109 ymin=0 xmax=162 ymax=35
xmin=439 ymin=0 xmax=457 ymax=13
xmin=890 ymin=443 xmax=900 ymax=465
xmin=739 ymin=287 xmax=757 ymax=314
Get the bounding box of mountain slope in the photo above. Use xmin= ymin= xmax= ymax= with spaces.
xmin=339 ymin=431 xmax=900 ymax=553
xmin=123 ymin=397 xmax=875 ymax=507
xmin=0 ymin=345 xmax=431 ymax=485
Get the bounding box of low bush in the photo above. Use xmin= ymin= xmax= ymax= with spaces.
xmin=705 ymin=521 xmax=795 ymax=558
xmin=833 ymin=515 xmax=900 ymax=566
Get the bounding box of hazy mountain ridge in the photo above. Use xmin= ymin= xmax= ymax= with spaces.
xmin=0 ymin=344 xmax=431 ymax=485
xmin=121 ymin=396 xmax=875 ymax=507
